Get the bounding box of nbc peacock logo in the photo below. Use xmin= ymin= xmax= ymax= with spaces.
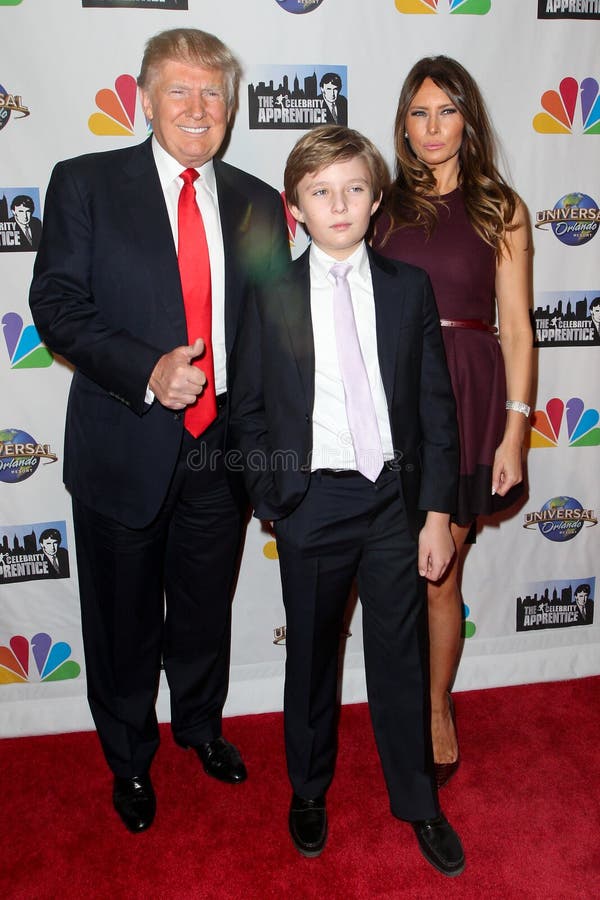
xmin=88 ymin=74 xmax=148 ymax=137
xmin=0 ymin=633 xmax=81 ymax=684
xmin=530 ymin=397 xmax=600 ymax=448
xmin=462 ymin=602 xmax=476 ymax=638
xmin=533 ymin=77 xmax=600 ymax=135
xmin=395 ymin=0 xmax=490 ymax=14
xmin=2 ymin=312 xmax=53 ymax=368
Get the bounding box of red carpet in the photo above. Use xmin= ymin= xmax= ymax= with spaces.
xmin=2 ymin=678 xmax=599 ymax=899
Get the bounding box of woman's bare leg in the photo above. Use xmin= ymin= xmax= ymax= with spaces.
xmin=428 ymin=522 xmax=472 ymax=764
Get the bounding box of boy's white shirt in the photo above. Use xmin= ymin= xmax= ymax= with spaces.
xmin=309 ymin=240 xmax=394 ymax=471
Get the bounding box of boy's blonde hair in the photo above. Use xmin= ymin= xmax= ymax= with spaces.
xmin=284 ymin=126 xmax=389 ymax=208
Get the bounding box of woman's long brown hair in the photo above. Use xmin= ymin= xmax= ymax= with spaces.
xmin=381 ymin=56 xmax=518 ymax=258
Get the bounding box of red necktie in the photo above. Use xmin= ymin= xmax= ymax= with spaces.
xmin=177 ymin=168 xmax=217 ymax=437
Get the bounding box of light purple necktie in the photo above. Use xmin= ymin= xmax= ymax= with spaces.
xmin=330 ymin=262 xmax=384 ymax=482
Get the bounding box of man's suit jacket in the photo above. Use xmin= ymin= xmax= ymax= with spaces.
xmin=43 ymin=547 xmax=70 ymax=579
xmin=8 ymin=215 xmax=42 ymax=252
xmin=229 ymin=245 xmax=458 ymax=538
xmin=318 ymin=93 xmax=348 ymax=126
xmin=29 ymin=137 xmax=289 ymax=528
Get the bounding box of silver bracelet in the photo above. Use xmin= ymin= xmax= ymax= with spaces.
xmin=506 ymin=400 xmax=530 ymax=417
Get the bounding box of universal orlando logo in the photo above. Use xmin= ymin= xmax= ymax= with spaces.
xmin=0 ymin=84 xmax=29 ymax=131
xmin=523 ymin=496 xmax=597 ymax=542
xmin=535 ymin=192 xmax=600 ymax=247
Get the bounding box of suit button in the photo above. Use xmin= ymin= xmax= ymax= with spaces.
xmin=174 ymin=413 xmax=181 ymax=421
xmin=305 ymin=415 xmax=310 ymax=423
xmin=405 ymin=463 xmax=414 ymax=472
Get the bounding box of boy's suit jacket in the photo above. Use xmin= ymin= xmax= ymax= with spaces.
xmin=229 ymin=245 xmax=458 ymax=538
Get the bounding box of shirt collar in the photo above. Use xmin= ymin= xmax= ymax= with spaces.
xmin=309 ymin=240 xmax=370 ymax=283
xmin=151 ymin=136 xmax=217 ymax=201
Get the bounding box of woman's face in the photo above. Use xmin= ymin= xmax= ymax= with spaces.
xmin=404 ymin=77 xmax=465 ymax=174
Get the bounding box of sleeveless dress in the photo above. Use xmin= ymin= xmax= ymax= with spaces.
xmin=373 ymin=189 xmax=522 ymax=525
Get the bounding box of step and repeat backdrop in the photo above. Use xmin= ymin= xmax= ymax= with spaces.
xmin=1 ymin=0 xmax=598 ymax=736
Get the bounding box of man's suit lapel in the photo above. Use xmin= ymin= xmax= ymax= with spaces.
xmin=120 ymin=137 xmax=187 ymax=344
xmin=280 ymin=249 xmax=315 ymax=410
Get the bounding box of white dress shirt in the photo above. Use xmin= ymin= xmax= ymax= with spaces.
xmin=150 ymin=137 xmax=227 ymax=396
xmin=309 ymin=241 xmax=394 ymax=471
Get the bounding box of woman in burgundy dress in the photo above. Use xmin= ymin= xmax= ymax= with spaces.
xmin=373 ymin=56 xmax=532 ymax=787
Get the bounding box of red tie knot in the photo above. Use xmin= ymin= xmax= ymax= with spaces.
xmin=180 ymin=168 xmax=199 ymax=186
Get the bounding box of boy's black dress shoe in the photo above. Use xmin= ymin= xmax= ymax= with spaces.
xmin=411 ymin=813 xmax=465 ymax=876
xmin=289 ymin=793 xmax=327 ymax=857
xmin=112 ymin=774 xmax=156 ymax=833
xmin=193 ymin=737 xmax=247 ymax=784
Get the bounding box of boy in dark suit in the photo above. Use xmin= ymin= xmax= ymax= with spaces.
xmin=229 ymin=126 xmax=464 ymax=876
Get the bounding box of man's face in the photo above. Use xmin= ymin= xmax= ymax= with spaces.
xmin=12 ymin=204 xmax=31 ymax=226
xmin=591 ymin=304 xmax=600 ymax=325
xmin=41 ymin=537 xmax=58 ymax=556
xmin=140 ymin=58 xmax=230 ymax=169
xmin=321 ymin=81 xmax=339 ymax=104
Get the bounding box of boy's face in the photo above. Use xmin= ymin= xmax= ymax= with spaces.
xmin=289 ymin=157 xmax=380 ymax=260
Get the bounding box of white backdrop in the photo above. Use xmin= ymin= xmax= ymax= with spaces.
xmin=1 ymin=0 xmax=598 ymax=737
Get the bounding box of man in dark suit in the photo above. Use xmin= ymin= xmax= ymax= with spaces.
xmin=39 ymin=527 xmax=70 ymax=579
xmin=317 ymin=72 xmax=348 ymax=125
xmin=589 ymin=297 xmax=600 ymax=344
xmin=229 ymin=127 xmax=464 ymax=876
xmin=7 ymin=195 xmax=42 ymax=251
xmin=29 ymin=28 xmax=289 ymax=833
xmin=573 ymin=584 xmax=594 ymax=624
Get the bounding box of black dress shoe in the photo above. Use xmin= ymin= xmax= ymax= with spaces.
xmin=193 ymin=737 xmax=247 ymax=784
xmin=411 ymin=813 xmax=465 ymax=877
xmin=289 ymin=793 xmax=327 ymax=858
xmin=112 ymin=774 xmax=156 ymax=833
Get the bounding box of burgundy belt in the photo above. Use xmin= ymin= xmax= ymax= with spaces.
xmin=440 ymin=318 xmax=497 ymax=333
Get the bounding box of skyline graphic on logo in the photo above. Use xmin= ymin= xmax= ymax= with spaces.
xmin=0 ymin=633 xmax=81 ymax=684
xmin=538 ymin=1 xmax=600 ymax=21
xmin=516 ymin=578 xmax=594 ymax=632
xmin=2 ymin=313 xmax=53 ymax=368
xmin=88 ymin=74 xmax=145 ymax=136
xmin=533 ymin=289 xmax=600 ymax=347
xmin=1 ymin=520 xmax=70 ymax=584
xmin=530 ymin=398 xmax=600 ymax=447
xmin=395 ymin=0 xmax=490 ymax=13
xmin=533 ymin=77 xmax=600 ymax=134
xmin=248 ymin=65 xmax=348 ymax=130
